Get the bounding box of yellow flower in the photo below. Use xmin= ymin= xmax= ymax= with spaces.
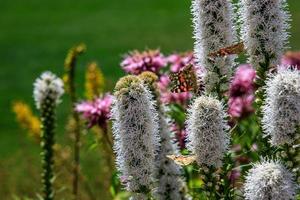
xmin=85 ymin=62 xmax=105 ymax=99
xmin=12 ymin=101 xmax=41 ymax=141
xmin=63 ymin=43 xmax=86 ymax=93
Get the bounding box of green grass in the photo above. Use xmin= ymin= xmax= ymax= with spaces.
xmin=0 ymin=0 xmax=299 ymax=198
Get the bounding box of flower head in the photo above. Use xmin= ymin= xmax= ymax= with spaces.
xmin=85 ymin=62 xmax=105 ymax=99
xmin=112 ymin=75 xmax=160 ymax=194
xmin=76 ymin=94 xmax=113 ymax=129
xmin=12 ymin=101 xmax=41 ymax=140
xmin=121 ymin=49 xmax=167 ymax=75
xmin=186 ymin=96 xmax=229 ymax=167
xmin=280 ymin=51 xmax=300 ymax=70
xmin=240 ymin=0 xmax=290 ymax=68
xmin=262 ymin=69 xmax=300 ymax=146
xmin=244 ymin=160 xmax=296 ymax=200
xmin=33 ymin=71 xmax=64 ymax=109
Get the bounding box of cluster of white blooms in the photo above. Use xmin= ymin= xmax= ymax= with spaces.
xmin=33 ymin=71 xmax=64 ymax=109
xmin=154 ymin=106 xmax=188 ymax=200
xmin=244 ymin=160 xmax=296 ymax=200
xmin=186 ymin=96 xmax=229 ymax=167
xmin=191 ymin=0 xmax=237 ymax=93
xmin=262 ymin=69 xmax=300 ymax=146
xmin=112 ymin=75 xmax=160 ymax=196
xmin=240 ymin=0 xmax=290 ymax=68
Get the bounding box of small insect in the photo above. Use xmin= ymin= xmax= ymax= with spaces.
xmin=166 ymin=155 xmax=197 ymax=166
xmin=208 ymin=42 xmax=245 ymax=58
xmin=169 ymin=64 xmax=198 ymax=93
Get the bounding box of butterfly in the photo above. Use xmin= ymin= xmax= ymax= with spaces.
xmin=169 ymin=64 xmax=198 ymax=93
xmin=208 ymin=42 xmax=245 ymax=58
xmin=166 ymin=155 xmax=197 ymax=166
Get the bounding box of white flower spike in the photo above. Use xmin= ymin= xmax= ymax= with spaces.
xmin=186 ymin=96 xmax=229 ymax=167
xmin=112 ymin=75 xmax=160 ymax=197
xmin=244 ymin=160 xmax=297 ymax=200
xmin=262 ymin=68 xmax=300 ymax=146
xmin=240 ymin=0 xmax=290 ymax=68
xmin=192 ymin=0 xmax=237 ymax=93
xmin=33 ymin=71 xmax=64 ymax=109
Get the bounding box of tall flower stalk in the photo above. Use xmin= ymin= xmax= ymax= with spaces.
xmin=240 ymin=0 xmax=290 ymax=114
xmin=64 ymin=43 xmax=86 ymax=199
xmin=112 ymin=75 xmax=160 ymax=199
xmin=240 ymin=0 xmax=291 ymax=158
xmin=139 ymin=72 xmax=188 ymax=200
xmin=33 ymin=72 xmax=64 ymax=200
xmin=262 ymin=68 xmax=300 ymax=182
xmin=240 ymin=0 xmax=290 ymax=70
xmin=191 ymin=0 xmax=237 ymax=96
xmin=186 ymin=96 xmax=230 ymax=199
xmin=85 ymin=62 xmax=105 ymax=100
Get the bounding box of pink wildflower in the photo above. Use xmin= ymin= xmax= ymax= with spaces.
xmin=280 ymin=51 xmax=300 ymax=70
xmin=228 ymin=95 xmax=255 ymax=118
xmin=229 ymin=64 xmax=256 ymax=97
xmin=228 ymin=64 xmax=256 ymax=118
xmin=120 ymin=49 xmax=167 ymax=75
xmin=76 ymin=94 xmax=113 ymax=129
xmin=167 ymin=52 xmax=195 ymax=72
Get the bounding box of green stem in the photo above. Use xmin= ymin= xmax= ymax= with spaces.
xmin=65 ymin=45 xmax=85 ymax=199
xmin=40 ymin=97 xmax=56 ymax=200
xmin=69 ymin=60 xmax=81 ymax=200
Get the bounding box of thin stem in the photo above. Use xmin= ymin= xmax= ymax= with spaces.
xmin=69 ymin=62 xmax=81 ymax=200
xmin=64 ymin=44 xmax=85 ymax=199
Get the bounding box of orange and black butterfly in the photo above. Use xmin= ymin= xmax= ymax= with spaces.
xmin=208 ymin=42 xmax=245 ymax=58
xmin=169 ymin=64 xmax=198 ymax=93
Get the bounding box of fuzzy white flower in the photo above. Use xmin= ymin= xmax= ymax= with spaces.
xmin=244 ymin=160 xmax=297 ymax=200
xmin=186 ymin=96 xmax=229 ymax=167
xmin=191 ymin=0 xmax=237 ymax=93
xmin=33 ymin=71 xmax=64 ymax=109
xmin=262 ymin=69 xmax=300 ymax=146
xmin=112 ymin=75 xmax=160 ymax=195
xmin=240 ymin=0 xmax=290 ymax=68
xmin=154 ymin=107 xmax=188 ymax=200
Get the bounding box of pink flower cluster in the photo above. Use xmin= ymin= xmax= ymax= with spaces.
xmin=157 ymin=75 xmax=192 ymax=105
xmin=120 ymin=50 xmax=200 ymax=106
xmin=167 ymin=52 xmax=195 ymax=72
xmin=228 ymin=64 xmax=256 ymax=118
xmin=76 ymin=94 xmax=113 ymax=129
xmin=280 ymin=51 xmax=300 ymax=70
xmin=120 ymin=49 xmax=167 ymax=75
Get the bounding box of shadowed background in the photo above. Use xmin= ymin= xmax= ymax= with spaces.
xmin=0 ymin=0 xmax=299 ymax=198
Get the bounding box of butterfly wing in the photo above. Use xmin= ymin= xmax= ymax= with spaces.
xmin=167 ymin=155 xmax=197 ymax=166
xmin=208 ymin=42 xmax=244 ymax=58
xmin=169 ymin=65 xmax=198 ymax=93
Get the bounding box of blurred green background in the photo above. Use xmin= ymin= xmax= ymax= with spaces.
xmin=0 ymin=0 xmax=299 ymax=198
